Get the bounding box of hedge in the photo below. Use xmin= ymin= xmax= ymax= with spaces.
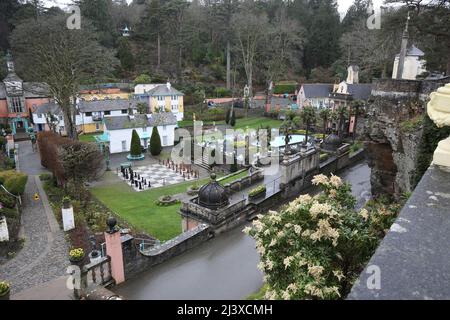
xmin=273 ymin=84 xmax=297 ymax=94
xmin=4 ymin=172 xmax=28 ymax=195
xmin=0 ymin=189 xmax=17 ymax=208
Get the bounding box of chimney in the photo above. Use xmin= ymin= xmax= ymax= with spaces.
xmin=346 ymin=65 xmax=359 ymax=84
xmin=166 ymin=81 xmax=171 ymax=90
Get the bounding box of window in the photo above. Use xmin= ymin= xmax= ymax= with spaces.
xmin=85 ymin=112 xmax=92 ymax=117
xmin=95 ymin=123 xmax=100 ymax=131
xmin=121 ymin=109 xmax=127 ymax=114
xmin=37 ymin=114 xmax=43 ymax=119
xmin=122 ymin=140 xmax=127 ymax=151
xmin=171 ymin=95 xmax=178 ymax=101
xmin=143 ymin=127 xmax=147 ymax=132
xmin=157 ymin=96 xmax=164 ymax=101
xmin=172 ymin=104 xmax=178 ymax=111
xmin=59 ymin=116 xmax=63 ymax=121
xmin=10 ymin=97 xmax=23 ymax=113
xmin=104 ymin=111 xmax=111 ymax=115
xmin=163 ymin=125 xmax=167 ymax=131
xmin=163 ymin=136 xmax=168 ymax=145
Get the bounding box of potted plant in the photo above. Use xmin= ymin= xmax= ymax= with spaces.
xmin=69 ymin=248 xmax=85 ymax=266
xmin=88 ymin=249 xmax=102 ymax=264
xmin=0 ymin=281 xmax=10 ymax=300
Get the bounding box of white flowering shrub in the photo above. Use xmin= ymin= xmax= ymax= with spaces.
xmin=244 ymin=174 xmax=385 ymax=300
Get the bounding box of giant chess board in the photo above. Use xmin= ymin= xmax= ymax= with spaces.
xmin=118 ymin=163 xmax=197 ymax=191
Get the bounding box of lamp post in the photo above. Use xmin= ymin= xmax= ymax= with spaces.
xmin=427 ymin=83 xmax=450 ymax=172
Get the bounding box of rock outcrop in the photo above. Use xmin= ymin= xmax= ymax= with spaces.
xmin=364 ymin=78 xmax=450 ymax=197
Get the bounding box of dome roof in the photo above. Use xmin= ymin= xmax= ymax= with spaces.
xmin=198 ymin=173 xmax=229 ymax=210
xmin=322 ymin=133 xmax=342 ymax=151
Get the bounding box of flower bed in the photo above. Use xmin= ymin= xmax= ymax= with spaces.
xmin=156 ymin=195 xmax=180 ymax=206
xmin=248 ymin=185 xmax=266 ymax=199
xmin=187 ymin=184 xmax=200 ymax=196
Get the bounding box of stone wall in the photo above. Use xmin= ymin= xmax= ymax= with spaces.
xmin=122 ymin=224 xmax=211 ymax=280
xmin=364 ymin=77 xmax=450 ymax=197
xmin=223 ymin=169 xmax=264 ymax=194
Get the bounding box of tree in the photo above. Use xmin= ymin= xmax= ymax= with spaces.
xmin=137 ymin=0 xmax=168 ymax=69
xmin=225 ymin=108 xmax=231 ymax=124
xmin=349 ymin=100 xmax=364 ymax=141
xmin=302 ymin=0 xmax=342 ymax=72
xmin=229 ymin=109 xmax=236 ymax=127
xmin=10 ymin=14 xmax=117 ymax=140
xmin=130 ymin=129 xmax=142 ymax=156
xmin=136 ymin=102 xmax=148 ymax=114
xmin=232 ymin=6 xmax=269 ymax=114
xmin=386 ymin=0 xmax=450 ymax=75
xmin=59 ymin=142 xmax=103 ymax=201
xmin=319 ymin=108 xmax=331 ymax=140
xmin=116 ymin=37 xmax=135 ymax=73
xmin=77 ymin=0 xmax=116 ymax=47
xmin=134 ymin=74 xmax=151 ymax=85
xmin=301 ymin=106 xmax=317 ymax=146
xmin=336 ymin=105 xmax=348 ymax=138
xmin=150 ymin=126 xmax=162 ymax=156
xmin=45 ymin=112 xmax=60 ymax=133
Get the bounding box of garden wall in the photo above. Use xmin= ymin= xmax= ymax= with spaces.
xmin=121 ymin=224 xmax=212 ymax=280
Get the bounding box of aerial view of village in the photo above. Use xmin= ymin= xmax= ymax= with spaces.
xmin=0 ymin=0 xmax=449 ymax=307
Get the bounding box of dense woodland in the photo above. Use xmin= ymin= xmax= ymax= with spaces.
xmin=0 ymin=0 xmax=449 ymax=95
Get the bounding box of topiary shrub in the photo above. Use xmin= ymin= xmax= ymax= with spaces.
xmin=130 ymin=129 xmax=142 ymax=157
xmin=150 ymin=126 xmax=162 ymax=156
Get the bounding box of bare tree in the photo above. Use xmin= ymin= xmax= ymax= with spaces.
xmin=232 ymin=7 xmax=269 ymax=115
xmin=10 ymin=14 xmax=117 ymax=140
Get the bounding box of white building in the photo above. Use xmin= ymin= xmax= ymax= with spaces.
xmin=102 ymin=113 xmax=177 ymax=154
xmin=32 ymin=98 xmax=143 ymax=135
xmin=392 ymin=45 xmax=427 ymax=80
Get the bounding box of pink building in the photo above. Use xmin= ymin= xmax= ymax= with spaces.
xmin=0 ymin=53 xmax=50 ymax=137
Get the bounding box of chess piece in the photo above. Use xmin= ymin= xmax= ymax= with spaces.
xmin=139 ymin=182 xmax=142 ymax=190
xmin=135 ymin=180 xmax=138 ymax=188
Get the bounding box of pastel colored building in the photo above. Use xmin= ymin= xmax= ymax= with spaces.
xmin=79 ymin=87 xmax=130 ymax=101
xmin=102 ymin=113 xmax=177 ymax=154
xmin=135 ymin=82 xmax=184 ymax=121
xmin=0 ymin=53 xmax=50 ymax=135
xmin=32 ymin=99 xmax=143 ymax=134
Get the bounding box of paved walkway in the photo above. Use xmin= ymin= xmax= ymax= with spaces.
xmin=0 ymin=141 xmax=71 ymax=298
xmin=0 ymin=176 xmax=70 ymax=296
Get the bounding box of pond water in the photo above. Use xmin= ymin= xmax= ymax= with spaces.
xmin=114 ymin=161 xmax=371 ymax=300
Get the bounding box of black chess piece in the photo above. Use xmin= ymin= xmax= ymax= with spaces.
xmin=148 ymin=181 xmax=151 ymax=187
xmin=139 ymin=182 xmax=142 ymax=190
xmin=135 ymin=180 xmax=138 ymax=188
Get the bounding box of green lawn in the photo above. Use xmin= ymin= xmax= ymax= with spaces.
xmin=79 ymin=133 xmax=101 ymax=143
xmin=91 ymin=174 xmax=209 ymax=241
xmin=178 ymin=117 xmax=283 ymax=130
xmin=218 ymin=169 xmax=249 ymax=185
